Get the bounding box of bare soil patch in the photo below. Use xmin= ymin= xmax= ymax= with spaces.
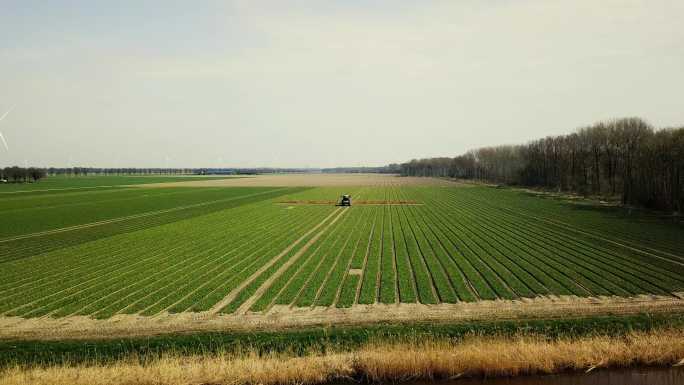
xmin=139 ymin=173 xmax=458 ymax=188
xmin=1 ymin=293 xmax=683 ymax=341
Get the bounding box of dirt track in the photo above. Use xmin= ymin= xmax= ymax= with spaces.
xmin=138 ymin=173 xmax=457 ymax=188
xmin=2 ymin=293 xmax=683 ymax=341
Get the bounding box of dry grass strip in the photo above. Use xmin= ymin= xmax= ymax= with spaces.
xmin=2 ymin=293 xmax=684 ymax=341
xmin=2 ymin=330 xmax=683 ymax=385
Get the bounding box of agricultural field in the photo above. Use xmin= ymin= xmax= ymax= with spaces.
xmin=1 ymin=175 xmax=683 ymax=323
xmin=0 ymin=174 xmax=234 ymax=193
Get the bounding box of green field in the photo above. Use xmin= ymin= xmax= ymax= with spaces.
xmin=1 ymin=177 xmax=683 ymax=319
xmin=0 ymin=174 xmax=233 ymax=193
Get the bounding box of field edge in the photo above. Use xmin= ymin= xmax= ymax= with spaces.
xmin=2 ymin=313 xmax=684 ymax=385
xmin=2 ymin=292 xmax=683 ymax=341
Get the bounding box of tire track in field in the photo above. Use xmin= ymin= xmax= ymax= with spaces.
xmin=158 ymin=209 xmax=325 ymax=315
xmin=352 ymin=209 xmax=378 ymax=305
xmin=280 ymin=196 xmax=367 ymax=309
xmin=208 ymin=207 xmax=347 ymax=315
xmin=332 ymin=208 xmax=373 ymax=307
xmin=309 ymin=212 xmax=363 ymax=307
xmin=234 ymin=207 xmax=350 ymax=314
xmin=371 ymin=207 xmax=385 ymax=304
xmin=388 ymin=197 xmax=400 ymax=303
xmin=264 ymin=204 xmax=363 ymax=308
xmin=0 ymin=188 xmax=288 ymax=243
xmin=253 ymin=215 xmax=342 ymax=313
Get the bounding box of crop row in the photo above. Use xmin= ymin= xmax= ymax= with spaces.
xmin=0 ymin=201 xmax=332 ymax=317
xmin=0 ymin=194 xmax=294 ymax=300
xmin=4 ymin=184 xmax=682 ymax=318
xmin=0 ymin=187 xmax=301 ymax=264
xmin=420 ymin=188 xmax=684 ymax=297
xmin=467 ymin=188 xmax=684 ymax=261
xmin=0 ymin=186 xmax=280 ymax=239
xmin=444 ymin=190 xmax=684 ymax=289
xmin=239 ymin=185 xmax=684 ymax=309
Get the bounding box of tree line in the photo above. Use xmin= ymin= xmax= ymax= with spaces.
xmin=46 ymin=167 xmax=194 ymax=176
xmin=1 ymin=167 xmax=47 ymax=183
xmin=43 ymin=167 xmax=337 ymax=176
xmin=396 ymin=117 xmax=683 ymax=212
xmin=1 ymin=166 xmax=360 ymax=184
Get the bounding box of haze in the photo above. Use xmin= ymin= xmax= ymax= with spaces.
xmin=1 ymin=0 xmax=683 ymax=168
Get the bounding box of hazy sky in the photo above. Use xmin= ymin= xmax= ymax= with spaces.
xmin=1 ymin=0 xmax=683 ymax=168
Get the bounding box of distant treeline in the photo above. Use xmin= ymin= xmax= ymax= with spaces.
xmin=44 ymin=167 xmax=193 ymax=176
xmin=0 ymin=166 xmax=341 ymax=183
xmin=396 ymin=118 xmax=683 ymax=212
xmin=39 ymin=167 xmax=320 ymax=176
xmin=322 ymin=166 xmax=399 ymax=174
xmin=1 ymin=166 xmax=47 ymax=183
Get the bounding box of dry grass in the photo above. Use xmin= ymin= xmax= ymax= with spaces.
xmin=2 ymin=330 xmax=683 ymax=385
xmin=3 ymin=293 xmax=683 ymax=341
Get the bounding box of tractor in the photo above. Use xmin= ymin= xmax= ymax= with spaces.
xmin=339 ymin=194 xmax=351 ymax=206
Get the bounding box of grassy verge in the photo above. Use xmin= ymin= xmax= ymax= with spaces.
xmin=0 ymin=175 xmax=238 ymax=193
xmin=1 ymin=326 xmax=684 ymax=385
xmin=2 ymin=313 xmax=683 ymax=368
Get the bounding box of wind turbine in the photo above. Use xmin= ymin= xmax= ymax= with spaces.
xmin=0 ymin=105 xmax=13 ymax=152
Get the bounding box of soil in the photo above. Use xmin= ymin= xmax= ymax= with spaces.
xmin=1 ymin=293 xmax=683 ymax=341
xmin=137 ymin=173 xmax=458 ymax=188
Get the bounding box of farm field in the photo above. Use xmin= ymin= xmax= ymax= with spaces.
xmin=0 ymin=174 xmax=235 ymax=193
xmin=1 ymin=174 xmax=683 ymax=325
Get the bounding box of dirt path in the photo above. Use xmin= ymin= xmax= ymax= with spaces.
xmin=2 ymin=293 xmax=683 ymax=341
xmin=208 ymin=208 xmax=345 ymax=314
xmin=352 ymin=211 xmax=377 ymax=304
xmin=233 ymin=208 xmax=350 ymax=314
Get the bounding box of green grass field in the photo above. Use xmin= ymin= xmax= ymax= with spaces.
xmin=1 ymin=176 xmax=683 ymax=319
xmin=0 ymin=174 xmax=234 ymax=193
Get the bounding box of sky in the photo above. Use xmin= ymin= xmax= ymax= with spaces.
xmin=1 ymin=0 xmax=683 ymax=168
